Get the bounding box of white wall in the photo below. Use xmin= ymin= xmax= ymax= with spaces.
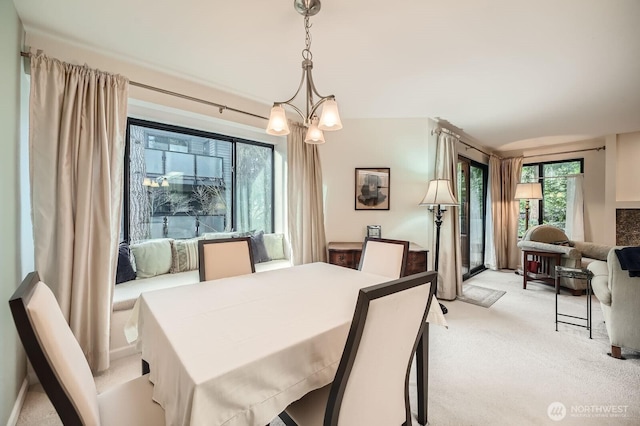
xmin=0 ymin=1 xmax=27 ymax=423
xmin=614 ymin=132 xmax=640 ymax=202
xmin=603 ymin=131 xmax=640 ymax=245
xmin=320 ymin=117 xmax=437 ymax=254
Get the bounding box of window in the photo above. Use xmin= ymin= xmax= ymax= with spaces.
xmin=519 ymin=159 xmax=583 ymax=236
xmin=124 ymin=118 xmax=274 ymax=242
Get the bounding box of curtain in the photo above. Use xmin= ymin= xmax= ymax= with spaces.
xmin=490 ymin=155 xmax=523 ymax=269
xmin=287 ymin=122 xmax=327 ymax=264
xmin=484 ymin=156 xmax=498 ymax=270
xmin=30 ymin=53 xmax=128 ymax=372
xmin=565 ymin=175 xmax=585 ymax=242
xmin=434 ymin=133 xmax=462 ymax=300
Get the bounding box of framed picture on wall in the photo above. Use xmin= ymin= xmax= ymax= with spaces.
xmin=355 ymin=168 xmax=390 ymax=210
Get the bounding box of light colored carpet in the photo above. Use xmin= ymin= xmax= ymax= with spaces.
xmin=16 ymin=269 xmax=640 ymax=425
xmin=456 ymin=283 xmax=506 ymax=308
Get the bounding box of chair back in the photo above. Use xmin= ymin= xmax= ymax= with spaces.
xmin=198 ymin=237 xmax=255 ymax=282
xmin=358 ymin=237 xmax=409 ymax=278
xmin=9 ymin=272 xmax=100 ymax=426
xmin=325 ymin=271 xmax=437 ymax=426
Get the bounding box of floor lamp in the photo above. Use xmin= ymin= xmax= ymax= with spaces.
xmin=515 ymin=182 xmax=543 ymax=232
xmin=419 ymin=179 xmax=459 ymax=313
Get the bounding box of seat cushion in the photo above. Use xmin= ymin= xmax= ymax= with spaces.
xmin=98 ymin=374 xmax=164 ymax=426
xmin=112 ymin=271 xmax=199 ymax=311
xmin=284 ymin=385 xmax=330 ymax=426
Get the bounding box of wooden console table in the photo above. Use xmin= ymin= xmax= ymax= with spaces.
xmin=327 ymin=241 xmax=428 ymax=276
xmin=522 ymin=249 xmax=562 ymax=292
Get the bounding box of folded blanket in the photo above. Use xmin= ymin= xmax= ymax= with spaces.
xmin=615 ymin=247 xmax=640 ymax=277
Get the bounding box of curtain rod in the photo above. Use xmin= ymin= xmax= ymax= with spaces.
xmin=523 ymin=145 xmax=605 ymax=158
xmin=431 ymin=127 xmax=492 ymax=157
xmin=20 ymin=51 xmax=269 ymax=121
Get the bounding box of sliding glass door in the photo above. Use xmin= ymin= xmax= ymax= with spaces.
xmin=457 ymin=157 xmax=487 ymax=279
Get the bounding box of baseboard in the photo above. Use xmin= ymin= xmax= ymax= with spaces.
xmin=6 ymin=377 xmax=28 ymax=426
xmin=109 ymin=344 xmax=139 ymax=362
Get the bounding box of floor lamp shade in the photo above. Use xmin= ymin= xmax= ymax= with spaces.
xmin=419 ymin=179 xmax=458 ymax=207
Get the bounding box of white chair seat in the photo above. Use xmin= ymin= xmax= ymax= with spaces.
xmin=284 ymin=385 xmax=330 ymax=426
xmin=98 ymin=374 xmax=164 ymax=426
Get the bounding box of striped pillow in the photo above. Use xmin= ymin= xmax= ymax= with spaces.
xmin=170 ymin=238 xmax=200 ymax=273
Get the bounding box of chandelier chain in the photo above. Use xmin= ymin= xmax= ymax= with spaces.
xmin=302 ymin=15 xmax=313 ymax=60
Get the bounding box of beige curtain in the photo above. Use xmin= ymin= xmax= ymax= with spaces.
xmin=434 ymin=133 xmax=462 ymax=300
xmin=30 ymin=53 xmax=128 ymax=372
xmin=287 ymin=122 xmax=327 ymax=264
xmin=489 ymin=155 xmax=523 ymax=269
xmin=485 ymin=155 xmax=500 ymax=270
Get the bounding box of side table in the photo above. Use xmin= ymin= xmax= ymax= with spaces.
xmin=522 ymin=249 xmax=562 ymax=291
xmin=555 ymin=265 xmax=593 ymax=338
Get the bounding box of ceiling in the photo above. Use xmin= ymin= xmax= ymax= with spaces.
xmin=13 ymin=0 xmax=640 ymax=151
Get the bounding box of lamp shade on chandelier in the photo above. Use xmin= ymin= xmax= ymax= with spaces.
xmin=266 ymin=0 xmax=342 ymax=144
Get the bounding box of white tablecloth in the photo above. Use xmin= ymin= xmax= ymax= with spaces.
xmin=130 ymin=263 xmax=389 ymax=425
xmin=127 ymin=263 xmax=445 ymax=426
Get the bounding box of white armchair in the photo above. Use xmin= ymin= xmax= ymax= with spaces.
xmin=588 ymin=248 xmax=640 ymax=359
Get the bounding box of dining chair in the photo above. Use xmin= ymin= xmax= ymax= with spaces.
xmin=358 ymin=237 xmax=410 ymax=278
xmin=198 ymin=237 xmax=256 ymax=282
xmin=9 ymin=272 xmax=165 ymax=426
xmin=279 ymin=270 xmax=437 ymax=426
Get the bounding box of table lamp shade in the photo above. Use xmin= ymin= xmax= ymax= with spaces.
xmin=514 ymin=182 xmax=543 ymax=200
xmin=419 ymin=179 xmax=458 ymax=206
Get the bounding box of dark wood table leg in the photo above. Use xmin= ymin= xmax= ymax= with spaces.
xmin=416 ymin=324 xmax=429 ymax=425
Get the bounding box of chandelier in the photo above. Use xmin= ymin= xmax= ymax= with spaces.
xmin=266 ymin=0 xmax=343 ymax=144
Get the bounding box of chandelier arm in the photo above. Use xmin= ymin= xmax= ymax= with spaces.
xmin=308 ymin=96 xmax=331 ymax=120
xmin=305 ymin=66 xmax=334 ymax=101
xmin=278 ymin=101 xmax=306 ymax=123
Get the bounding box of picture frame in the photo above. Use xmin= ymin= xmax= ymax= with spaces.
xmin=367 ymin=225 xmax=382 ymax=238
xmin=355 ymin=168 xmax=390 ymax=210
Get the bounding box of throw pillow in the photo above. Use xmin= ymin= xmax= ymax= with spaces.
xmin=170 ymin=238 xmax=200 ymax=273
xmin=249 ymin=231 xmax=271 ymax=264
xmin=130 ymin=238 xmax=173 ymax=279
xmin=263 ymin=233 xmax=285 ymax=260
xmin=115 ymin=242 xmax=136 ymax=284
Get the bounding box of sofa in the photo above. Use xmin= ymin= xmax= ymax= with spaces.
xmin=517 ymin=224 xmax=611 ymax=294
xmin=110 ymin=232 xmax=292 ymax=359
xmin=588 ymin=247 xmax=640 ymax=359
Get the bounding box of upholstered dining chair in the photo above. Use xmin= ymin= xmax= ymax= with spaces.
xmin=9 ymin=272 xmax=165 ymax=426
xmin=198 ymin=237 xmax=256 ymax=282
xmin=279 ymin=270 xmax=437 ymax=426
xmin=358 ymin=237 xmax=410 ymax=279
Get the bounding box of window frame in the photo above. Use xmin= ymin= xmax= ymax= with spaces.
xmin=521 ymin=158 xmax=584 ymax=231
xmin=123 ymin=117 xmax=275 ymax=243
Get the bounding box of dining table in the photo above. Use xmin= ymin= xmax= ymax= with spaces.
xmin=125 ymin=262 xmax=442 ymax=426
